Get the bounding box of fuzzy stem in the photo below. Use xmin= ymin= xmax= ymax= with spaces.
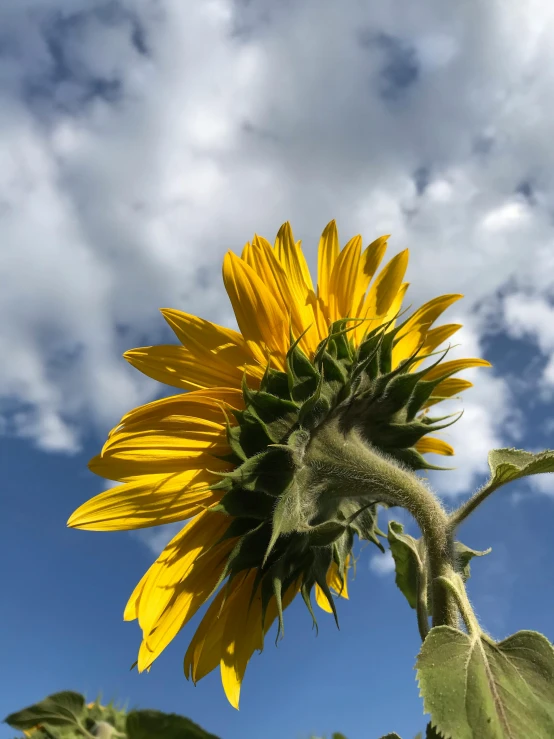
xmin=448 ymin=480 xmax=501 ymax=533
xmin=306 ymin=421 xmax=459 ymax=628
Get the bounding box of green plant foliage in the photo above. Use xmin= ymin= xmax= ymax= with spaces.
xmin=454 ymin=541 xmax=491 ymax=582
xmin=486 ymin=448 xmax=554 ymax=488
xmin=125 ymin=710 xmax=221 ymax=739
xmin=416 ymin=626 xmax=554 ymax=739
xmin=4 ymin=693 xmax=220 ymax=739
xmin=387 ymin=520 xmax=424 ymax=609
xmin=4 ymin=692 xmax=85 ymax=732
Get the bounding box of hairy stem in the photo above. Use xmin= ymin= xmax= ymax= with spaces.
xmin=448 ymin=480 xmax=500 ymax=533
xmin=306 ymin=421 xmax=459 ymax=628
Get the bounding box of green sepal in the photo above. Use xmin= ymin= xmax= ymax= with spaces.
xmin=259 ymin=366 xmax=291 ymax=400
xmin=345 ymin=501 xmax=385 ymax=551
xmin=226 ymin=414 xmax=273 ymax=460
xmin=224 ymin=446 xmax=295 ymax=496
xmin=326 ymin=318 xmax=357 ymax=362
xmin=286 ymin=329 xmax=321 ymax=402
xmin=300 ymin=578 xmax=319 ymax=634
xmin=386 ymin=446 xmax=454 ymax=472
xmin=298 ymin=367 xmax=332 ymax=430
xmin=241 ymin=375 xmax=298 ymax=442
xmin=307 ymin=520 xmax=347 ymax=547
xmin=210 ymin=487 xmax=276 ymax=520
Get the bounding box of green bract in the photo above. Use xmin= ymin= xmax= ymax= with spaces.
xmin=208 ymin=316 xmax=462 ymax=632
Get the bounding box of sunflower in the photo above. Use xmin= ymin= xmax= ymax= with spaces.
xmin=68 ymin=220 xmax=490 ymax=709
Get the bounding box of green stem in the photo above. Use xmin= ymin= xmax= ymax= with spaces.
xmin=436 ymin=574 xmax=480 ymax=635
xmin=307 ymin=421 xmax=459 ymax=628
xmin=448 ymin=481 xmax=501 ymax=533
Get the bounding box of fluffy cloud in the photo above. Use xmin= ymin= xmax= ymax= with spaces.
xmin=1 ymin=0 xmax=553 ymax=503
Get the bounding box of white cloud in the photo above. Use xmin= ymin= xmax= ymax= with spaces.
xmin=369 ymin=550 xmax=395 ymax=576
xmin=0 ymin=0 xmax=553 ymax=477
xmin=132 ymin=522 xmax=184 ymax=557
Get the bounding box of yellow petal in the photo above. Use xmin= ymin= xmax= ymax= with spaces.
xmin=354 ymin=250 xmax=410 ymax=342
xmin=160 ymin=309 xmax=262 ymax=381
xmin=327 ymin=560 xmax=349 ymax=599
xmin=422 ymin=378 xmax=474 ymax=409
xmin=423 ymin=358 xmax=491 ymax=383
xmin=124 ymin=567 xmax=151 ymax=622
xmin=414 ymin=437 xmax=455 ymax=456
xmin=274 ymin=222 xmax=314 ymax=296
xmin=352 ymin=235 xmax=389 ymax=317
xmin=409 ymin=324 xmax=462 ymax=372
xmin=315 ymin=583 xmax=333 ymax=613
xmin=102 ymin=416 xmax=229 ymax=461
xmin=220 ymin=571 xmax=263 ymax=710
xmin=328 ymin=235 xmax=362 ymax=320
xmin=392 ymin=295 xmax=463 ymax=369
xmin=317 ymin=220 xmax=340 ymax=314
xmin=185 ymin=585 xmax=235 ymax=683
xmin=113 ymin=387 xmax=245 ymax=434
xmin=223 ymin=251 xmax=288 ymax=366
xmin=67 ymin=469 xmax=224 ymax=531
xmin=138 ymin=510 xmax=230 ymax=635
xmin=124 ymin=344 xmax=259 ymax=392
xmin=88 ymin=450 xmax=227 ymax=483
xmin=247 ymin=235 xmax=321 ymax=354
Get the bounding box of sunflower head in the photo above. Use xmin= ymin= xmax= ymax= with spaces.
xmin=68 ymin=220 xmax=490 ymax=708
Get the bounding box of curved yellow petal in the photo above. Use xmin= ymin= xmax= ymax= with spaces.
xmin=113 ymin=387 xmax=245 ymax=435
xmin=353 ymin=250 xmax=410 ymax=343
xmin=101 ymin=416 xmax=229 ymax=461
xmin=409 ymin=323 xmax=462 ymax=372
xmin=328 ymin=235 xmax=362 ymax=320
xmin=317 ymin=220 xmax=340 ymax=314
xmin=124 ymin=567 xmax=151 ymax=622
xmin=274 ymin=221 xmax=314 ymax=295
xmin=160 ymin=309 xmax=262 ymax=380
xmin=327 ymin=560 xmax=349 ymax=599
xmin=67 ymin=469 xmax=224 ymax=531
xmin=88 ymin=450 xmax=228 ymax=483
xmin=423 ymin=358 xmax=491 ymax=383
xmin=392 ymin=295 xmax=463 ymax=369
xmin=414 ymin=437 xmax=455 ymax=456
xmin=315 ymin=583 xmax=333 ymax=613
xmin=223 ymin=251 xmax=288 ymax=367
xmin=246 ymin=235 xmax=321 ymax=354
xmin=220 ymin=570 xmax=262 ymax=710
xmin=124 ymin=344 xmax=260 ymax=392
xmin=184 ymin=584 xmax=235 ymax=683
xmin=138 ymin=510 xmax=230 ymax=634
xmin=422 ymin=377 xmax=474 ymax=409
xmin=352 ymin=235 xmax=389 ymax=316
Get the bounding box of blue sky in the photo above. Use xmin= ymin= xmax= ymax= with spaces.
xmin=3 ymin=1 xmax=554 ymax=738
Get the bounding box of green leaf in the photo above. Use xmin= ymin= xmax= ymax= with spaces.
xmin=454 ymin=540 xmax=491 ymax=582
xmin=425 ymin=724 xmax=442 ymax=739
xmin=331 ymin=733 xmax=349 ymax=739
xmin=4 ymin=692 xmax=85 ymax=731
xmin=388 ymin=520 xmax=424 ymax=610
xmin=416 ymin=626 xmax=554 ymax=739
xmin=378 ymin=734 xmax=403 ymax=739
xmin=485 ymin=448 xmax=554 ymax=490
xmin=126 ymin=709 xmax=221 ymax=739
